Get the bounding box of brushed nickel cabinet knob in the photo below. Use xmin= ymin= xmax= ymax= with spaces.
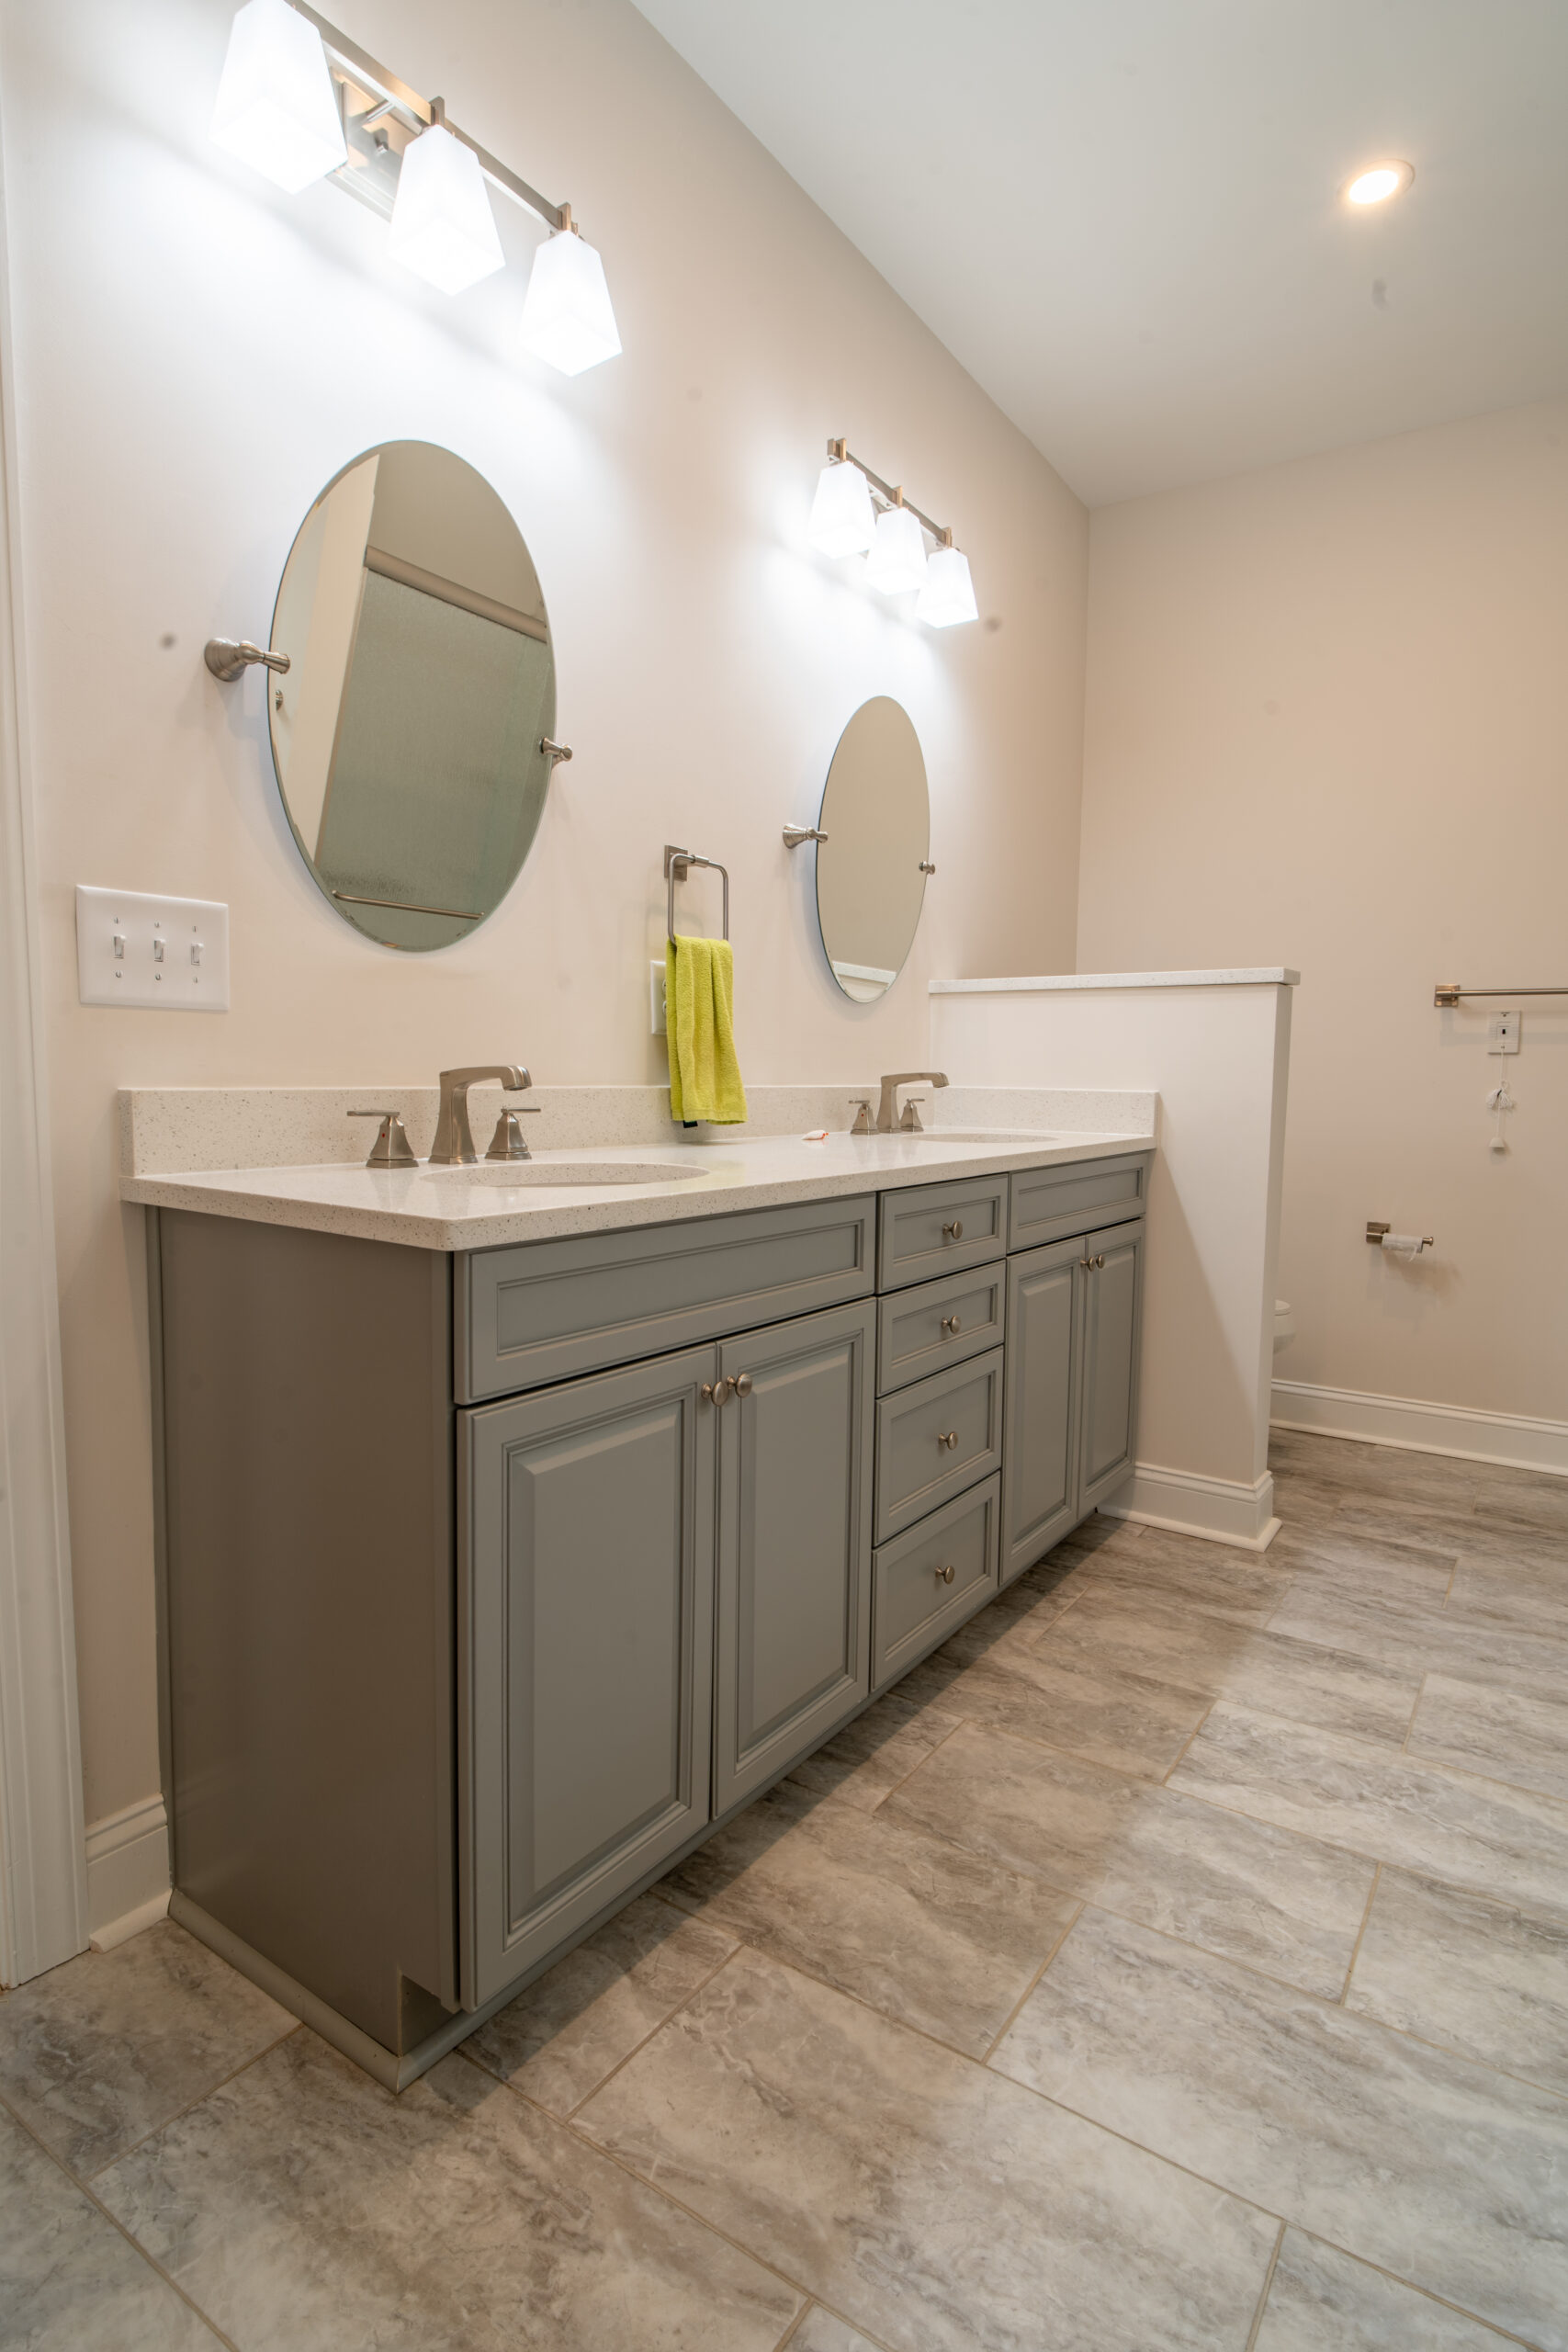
xmin=942 ymin=1219 xmax=964 ymax=1241
xmin=731 ymin=1372 xmax=754 ymax=1397
xmin=938 ymin=1430 xmax=958 ymax=1450
xmin=941 ymin=1314 xmax=961 ymax=1336
xmin=935 ymin=1563 xmax=955 ymax=1585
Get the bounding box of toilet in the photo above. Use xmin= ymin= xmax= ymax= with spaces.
xmin=1274 ymin=1299 xmax=1295 ymax=1354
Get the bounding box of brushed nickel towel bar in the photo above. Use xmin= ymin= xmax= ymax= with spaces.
xmin=664 ymin=845 xmax=729 ymax=944
xmin=1434 ymin=982 xmax=1568 ymax=1007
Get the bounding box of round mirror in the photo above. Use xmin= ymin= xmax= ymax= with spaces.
xmin=814 ymin=696 xmax=931 ymax=1001
xmin=268 ymin=442 xmax=556 ymax=951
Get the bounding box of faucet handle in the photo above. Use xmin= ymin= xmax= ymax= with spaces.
xmin=347 ymin=1110 xmax=418 ymax=1169
xmin=898 ymin=1096 xmax=927 ymax=1132
xmin=848 ymin=1098 xmax=874 ymax=1136
xmin=485 ymin=1107 xmax=541 ymax=1162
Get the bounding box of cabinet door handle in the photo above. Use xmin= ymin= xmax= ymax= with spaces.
xmin=941 ymin=1314 xmax=962 ymax=1336
xmin=942 ymin=1219 xmax=964 ymax=1241
xmin=730 ymin=1371 xmax=754 ymax=1398
xmin=935 ymin=1563 xmax=955 ymax=1585
xmin=938 ymin=1430 xmax=958 ymax=1450
xmin=701 ymin=1380 xmax=727 ymax=1407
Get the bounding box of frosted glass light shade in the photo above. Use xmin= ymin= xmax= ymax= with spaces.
xmin=210 ymin=0 xmax=346 ymax=194
xmin=388 ymin=123 xmax=504 ymax=295
xmin=864 ymin=503 xmax=927 ymax=595
xmin=808 ymin=460 xmax=875 ymax=558
xmin=916 ymin=544 xmax=978 ymax=628
xmin=518 ymin=230 xmax=622 ymax=374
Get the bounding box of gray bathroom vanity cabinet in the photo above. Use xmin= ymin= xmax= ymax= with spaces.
xmin=153 ymin=1147 xmax=1149 ymax=2086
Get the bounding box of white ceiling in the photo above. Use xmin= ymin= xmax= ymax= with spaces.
xmin=632 ymin=0 xmax=1568 ymax=505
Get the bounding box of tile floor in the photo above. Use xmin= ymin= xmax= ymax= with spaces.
xmin=4 ymin=1429 xmax=1567 ymax=2350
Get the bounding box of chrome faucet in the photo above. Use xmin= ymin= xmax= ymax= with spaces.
xmin=875 ymin=1070 xmax=949 ymax=1134
xmin=430 ymin=1065 xmax=531 ymax=1165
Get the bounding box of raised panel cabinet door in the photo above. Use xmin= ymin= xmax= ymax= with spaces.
xmin=1077 ymin=1222 xmax=1145 ymax=1513
xmin=714 ymin=1297 xmax=875 ymax=1814
xmin=1000 ymin=1238 xmax=1083 ymax=1586
xmin=459 ymin=1345 xmax=718 ymax=2010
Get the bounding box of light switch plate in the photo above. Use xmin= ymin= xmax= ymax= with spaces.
xmin=649 ymin=957 xmax=667 ymax=1035
xmin=76 ymin=885 xmax=230 ymax=1011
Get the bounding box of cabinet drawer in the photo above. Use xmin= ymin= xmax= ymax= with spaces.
xmin=1009 ymin=1153 xmax=1151 ymax=1253
xmin=458 ymin=1194 xmax=874 ymax=1402
xmin=876 ymin=1262 xmax=1005 ymax=1395
xmin=874 ymin=1347 xmax=1004 ymax=1544
xmin=877 ymin=1173 xmax=1009 ymax=1292
xmin=872 ymin=1476 xmax=999 ymax=1693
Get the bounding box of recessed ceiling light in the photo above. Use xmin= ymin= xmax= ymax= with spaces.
xmin=1346 ymin=161 xmax=1414 ymax=206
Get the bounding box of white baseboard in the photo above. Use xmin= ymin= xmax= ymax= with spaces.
xmin=1100 ymin=1462 xmax=1280 ymax=1552
xmin=85 ymin=1793 xmax=170 ymax=1951
xmin=1271 ymin=1381 xmax=1568 ymax=1479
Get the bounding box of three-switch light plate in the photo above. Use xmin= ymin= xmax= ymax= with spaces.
xmin=75 ymin=885 xmax=231 ymax=1011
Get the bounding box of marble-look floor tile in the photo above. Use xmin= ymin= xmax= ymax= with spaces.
xmin=1170 ymin=1703 xmax=1568 ymax=1914
xmin=784 ymin=1693 xmax=964 ymax=1814
xmin=1253 ymin=2229 xmax=1516 ymax=2350
xmin=1444 ymin=1559 xmax=1568 ymax=1640
xmin=886 ymin=1718 xmax=1373 ymax=1997
xmin=0 ymin=2103 xmax=222 ymax=2350
xmin=0 ymin=1918 xmax=294 ymax=2177
xmin=1068 ymin=1527 xmax=1293 ymax=1625
xmin=1471 ymin=1475 xmax=1568 ymax=1538
xmin=1407 ymin=1672 xmax=1568 ymax=1802
xmin=788 ymin=2308 xmax=886 ymax=2352
xmin=465 ymin=1892 xmax=736 ymax=2115
xmin=991 ymin=1906 xmax=1568 ymax=2349
xmin=1268 ymin=1579 xmax=1568 ymax=1704
xmin=1346 ymin=1868 xmax=1568 ymax=2097
xmin=660 ymin=1776 xmax=1077 ymax=2055
xmin=577 ymin=1948 xmax=1277 ymax=2352
xmin=1270 ymin=1523 xmax=1456 ymax=1599
xmin=96 ymin=2028 xmax=800 ymax=2352
xmin=1031 ymin=1590 xmax=1421 ymax=1743
xmin=896 ymin=1637 xmax=1210 ymax=1780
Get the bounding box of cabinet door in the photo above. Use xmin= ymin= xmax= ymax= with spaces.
xmin=1000 ymin=1238 xmax=1083 ymax=1586
xmin=1078 ymin=1222 xmax=1145 ymax=1512
xmin=714 ymin=1298 xmax=875 ymax=1814
xmin=459 ymin=1346 xmax=718 ymax=2009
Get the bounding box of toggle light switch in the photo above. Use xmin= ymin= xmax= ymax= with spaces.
xmin=75 ymin=886 xmax=230 ymax=1010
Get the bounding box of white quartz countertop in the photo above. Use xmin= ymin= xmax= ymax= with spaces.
xmin=120 ymin=1127 xmax=1153 ymax=1253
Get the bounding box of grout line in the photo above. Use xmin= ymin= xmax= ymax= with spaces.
xmin=0 ymin=2078 xmax=244 ymax=2352
xmin=561 ymin=1936 xmax=741 ymax=2122
xmin=1161 ymin=1698 xmax=1217 ymax=1784
xmin=980 ymin=1902 xmax=1083 ymax=2064
xmin=1337 ymin=1863 xmax=1382 ymax=2006
xmin=81 ymin=2019 xmax=303 ymax=2182
xmin=1400 ymin=1673 xmax=1428 ymax=1754
xmin=1288 ymin=2229 xmax=1549 ymax=2352
xmin=1243 ymin=2220 xmax=1285 ymax=2352
xmin=867 ymin=1712 xmax=971 ymax=1809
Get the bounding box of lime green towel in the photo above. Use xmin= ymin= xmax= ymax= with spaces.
xmin=666 ymin=934 xmax=748 ymax=1125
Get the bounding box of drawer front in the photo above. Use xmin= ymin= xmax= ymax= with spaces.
xmin=873 ymin=1476 xmax=1000 ymax=1693
xmin=876 ymin=1262 xmax=1006 ymax=1395
xmin=877 ymin=1173 xmax=1009 ymax=1293
xmin=1009 ymin=1152 xmax=1151 ymax=1254
xmin=459 ymin=1194 xmax=874 ymax=1402
xmin=874 ymin=1347 xmax=1004 ymax=1544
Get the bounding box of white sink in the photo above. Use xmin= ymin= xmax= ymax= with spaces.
xmin=419 ymin=1160 xmax=705 ymax=1189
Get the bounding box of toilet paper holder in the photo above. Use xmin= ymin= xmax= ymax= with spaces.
xmin=1367 ymin=1223 xmax=1435 ymax=1250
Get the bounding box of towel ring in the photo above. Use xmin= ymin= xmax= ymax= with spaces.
xmin=664 ymin=844 xmax=729 ymax=944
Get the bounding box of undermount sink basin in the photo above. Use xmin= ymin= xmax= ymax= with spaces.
xmin=420 ymin=1160 xmax=706 ymax=1189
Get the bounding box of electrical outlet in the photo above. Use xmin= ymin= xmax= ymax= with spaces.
xmin=649 ymin=957 xmax=667 ymax=1035
xmin=76 ymin=885 xmax=230 ymax=1011
xmin=1489 ymin=1010 xmax=1521 ymax=1055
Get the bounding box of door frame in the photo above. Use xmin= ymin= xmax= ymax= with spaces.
xmin=0 ymin=95 xmax=88 ymax=1986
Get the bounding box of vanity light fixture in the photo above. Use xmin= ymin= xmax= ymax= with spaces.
xmin=811 ymin=441 xmax=977 ymax=626
xmin=1345 ymin=160 xmax=1414 ymax=205
xmin=387 ymin=111 xmax=504 ymax=295
xmin=209 ymin=0 xmax=620 ymax=369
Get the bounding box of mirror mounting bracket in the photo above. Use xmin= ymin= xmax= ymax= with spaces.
xmin=205 ymin=638 xmax=290 ymax=684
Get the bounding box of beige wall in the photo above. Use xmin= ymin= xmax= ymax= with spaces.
xmin=1078 ymin=400 xmax=1568 ymax=1440
xmin=2 ymin=0 xmax=1087 ymax=1828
